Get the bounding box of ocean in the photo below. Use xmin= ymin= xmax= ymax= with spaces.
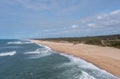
xmin=0 ymin=39 xmax=118 ymax=79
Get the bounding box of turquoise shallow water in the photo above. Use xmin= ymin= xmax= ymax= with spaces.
xmin=0 ymin=39 xmax=118 ymax=79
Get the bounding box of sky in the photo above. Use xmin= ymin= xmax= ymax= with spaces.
xmin=0 ymin=0 xmax=120 ymax=39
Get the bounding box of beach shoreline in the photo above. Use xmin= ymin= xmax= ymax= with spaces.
xmin=32 ymin=40 xmax=120 ymax=78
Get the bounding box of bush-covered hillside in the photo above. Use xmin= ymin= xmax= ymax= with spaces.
xmin=34 ymin=34 xmax=120 ymax=48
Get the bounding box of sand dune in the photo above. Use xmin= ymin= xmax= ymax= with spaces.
xmin=32 ymin=40 xmax=120 ymax=78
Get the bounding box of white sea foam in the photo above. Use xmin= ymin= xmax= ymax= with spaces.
xmin=0 ymin=51 xmax=16 ymax=57
xmin=36 ymin=44 xmax=51 ymax=50
xmin=24 ymin=46 xmax=52 ymax=59
xmin=24 ymin=43 xmax=52 ymax=59
xmin=24 ymin=48 xmax=50 ymax=54
xmin=79 ymin=71 xmax=96 ymax=79
xmin=58 ymin=53 xmax=118 ymax=79
xmin=59 ymin=53 xmax=98 ymax=69
xmin=7 ymin=41 xmax=33 ymax=44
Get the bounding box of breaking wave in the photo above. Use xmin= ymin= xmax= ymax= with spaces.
xmin=24 ymin=45 xmax=52 ymax=59
xmin=0 ymin=51 xmax=16 ymax=57
xmin=7 ymin=41 xmax=33 ymax=45
xmin=57 ymin=53 xmax=118 ymax=79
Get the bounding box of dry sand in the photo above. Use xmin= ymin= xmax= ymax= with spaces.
xmin=32 ymin=40 xmax=120 ymax=78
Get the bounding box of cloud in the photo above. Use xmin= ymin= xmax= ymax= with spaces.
xmin=57 ymin=9 xmax=120 ymax=36
xmin=97 ymin=16 xmax=103 ymax=20
xmin=110 ymin=10 xmax=120 ymax=15
xmin=78 ymin=9 xmax=120 ymax=28
xmin=42 ymin=9 xmax=120 ymax=36
xmin=87 ymin=23 xmax=96 ymax=27
xmin=71 ymin=25 xmax=79 ymax=29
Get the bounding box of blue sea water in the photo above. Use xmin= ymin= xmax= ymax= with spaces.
xmin=0 ymin=39 xmax=118 ymax=79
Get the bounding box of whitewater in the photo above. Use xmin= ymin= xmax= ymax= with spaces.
xmin=0 ymin=39 xmax=118 ymax=79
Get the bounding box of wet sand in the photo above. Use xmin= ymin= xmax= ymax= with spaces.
xmin=32 ymin=40 xmax=120 ymax=78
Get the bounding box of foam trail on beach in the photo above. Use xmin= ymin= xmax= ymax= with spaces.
xmin=58 ymin=53 xmax=118 ymax=79
xmin=36 ymin=43 xmax=51 ymax=50
xmin=79 ymin=71 xmax=96 ymax=79
xmin=0 ymin=51 xmax=16 ymax=57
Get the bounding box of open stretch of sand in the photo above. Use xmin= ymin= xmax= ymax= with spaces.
xmin=32 ymin=40 xmax=120 ymax=78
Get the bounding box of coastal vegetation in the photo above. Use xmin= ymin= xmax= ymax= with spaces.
xmin=35 ymin=34 xmax=120 ymax=49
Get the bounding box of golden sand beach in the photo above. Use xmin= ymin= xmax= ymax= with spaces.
xmin=32 ymin=40 xmax=120 ymax=78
